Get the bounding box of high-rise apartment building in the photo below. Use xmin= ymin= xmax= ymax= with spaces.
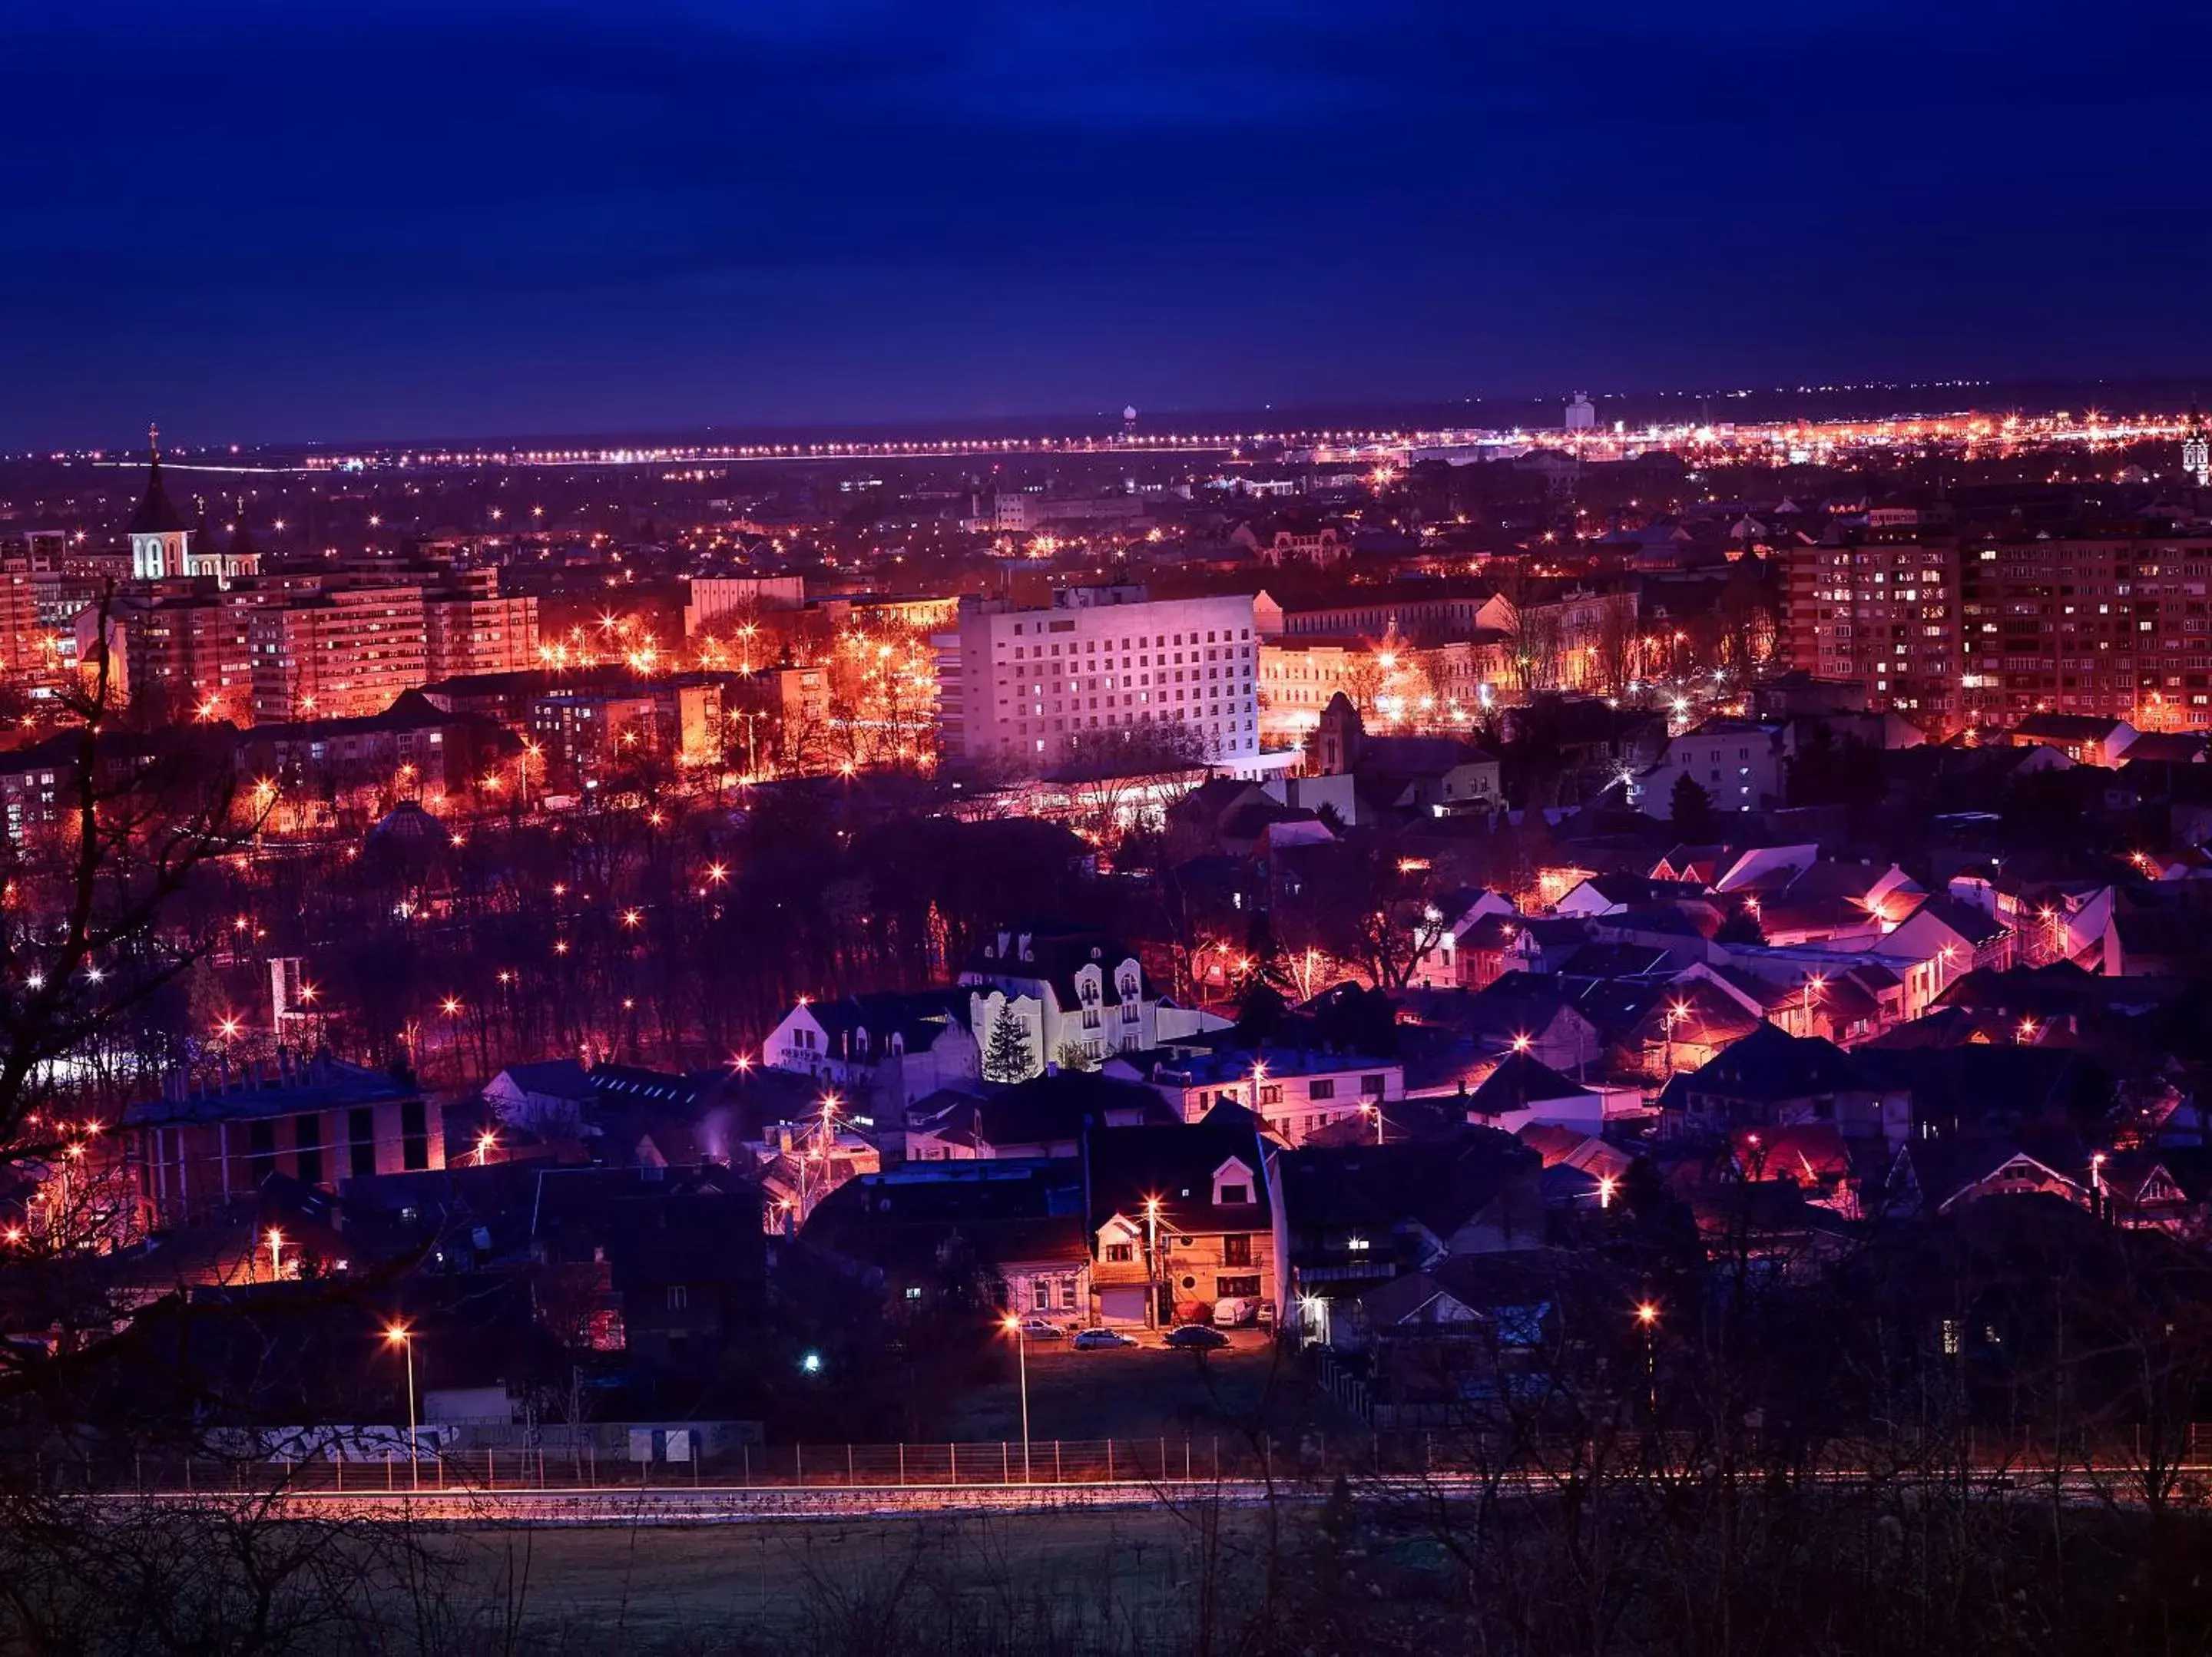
xmin=1959 ymin=535 xmax=2212 ymax=729
xmin=937 ymin=585 xmax=1266 ymax=775
xmin=248 ymin=586 xmax=429 ymax=723
xmin=1780 ymin=529 xmax=1962 ymax=726
xmin=424 ymin=577 xmax=539 ymax=681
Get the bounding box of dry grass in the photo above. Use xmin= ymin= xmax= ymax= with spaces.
xmin=442 ymin=1506 xmax=1283 ymax=1654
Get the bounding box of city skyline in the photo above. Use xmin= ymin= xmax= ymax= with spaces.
xmin=5 ymin=2 xmax=2208 ymax=448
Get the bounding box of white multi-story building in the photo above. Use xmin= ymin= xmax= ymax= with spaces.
xmin=939 ymin=585 xmax=1265 ymax=776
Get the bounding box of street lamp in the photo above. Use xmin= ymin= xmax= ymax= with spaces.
xmin=1801 ymin=974 xmax=1825 ymax=1035
xmin=266 ymin=1227 xmax=284 ymax=1281
xmin=385 ymin=1323 xmax=419 ymax=1490
xmin=1143 ymin=1196 xmax=1162 ymax=1331
xmin=1634 ymin=1301 xmax=1661 ymax=1414
xmin=1662 ymin=1000 xmax=1689 ymax=1075
xmin=1001 ymin=1313 xmax=1031 ymax=1483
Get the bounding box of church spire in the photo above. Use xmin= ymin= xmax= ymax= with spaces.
xmin=2184 ymin=399 xmax=2210 ymax=490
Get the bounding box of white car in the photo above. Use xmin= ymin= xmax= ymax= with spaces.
xmin=1018 ymin=1318 xmax=1068 ymax=1339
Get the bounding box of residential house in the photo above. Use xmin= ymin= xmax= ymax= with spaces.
xmin=1460 ymin=1051 xmax=1607 ymax=1134
xmin=760 ymin=991 xmax=979 ymax=1111
xmin=483 ymin=1060 xmax=595 ymax=1136
xmin=1136 ymin=1047 xmax=1403 ymax=1145
xmin=803 ymin=1159 xmax=1094 ymax=1323
xmin=1271 ymin=1130 xmax=1544 ymax=1343
xmin=1669 ymin=1023 xmax=1894 ymax=1138
xmin=962 ymin=925 xmax=1221 ymax=1077
xmin=1085 ymin=1108 xmax=1277 ymax=1326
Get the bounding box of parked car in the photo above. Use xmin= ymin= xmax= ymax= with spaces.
xmin=1073 ymin=1328 xmax=1138 ymax=1351
xmin=1018 ymin=1318 xmax=1068 ymax=1339
xmin=1212 ymin=1297 xmax=1257 ymax=1328
xmin=1164 ymin=1324 xmax=1230 ymax=1350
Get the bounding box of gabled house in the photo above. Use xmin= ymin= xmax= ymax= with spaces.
xmin=962 ymin=924 xmax=1222 ymax=1077
xmin=1410 ymin=888 xmax=1519 ymax=989
xmin=760 ymin=991 xmax=979 ymax=1110
xmin=1271 ymin=1130 xmax=1543 ymax=1338
xmin=1672 ymin=1022 xmax=1889 ymax=1137
xmin=803 ymin=1159 xmax=1094 ymax=1322
xmin=1461 ymin=1052 xmax=1607 ymax=1134
xmin=1889 ymin=1136 xmax=2089 ymax=1217
xmin=483 ymin=1060 xmax=595 ymax=1136
xmin=1137 ymin=1047 xmax=1403 ymax=1146
xmin=1084 ymin=1108 xmax=1277 ymax=1326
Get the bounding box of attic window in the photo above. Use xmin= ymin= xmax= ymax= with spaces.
xmin=1217 ymin=1183 xmax=1251 ymax=1206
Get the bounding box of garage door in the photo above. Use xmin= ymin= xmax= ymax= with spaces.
xmin=1098 ymin=1287 xmax=1149 ymax=1325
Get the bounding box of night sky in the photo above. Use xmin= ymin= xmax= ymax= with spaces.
xmin=4 ymin=2 xmax=2206 ymax=448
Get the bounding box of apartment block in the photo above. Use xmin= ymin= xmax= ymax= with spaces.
xmin=1959 ymin=535 xmax=2212 ymax=729
xmin=939 ymin=585 xmax=1265 ymax=776
xmin=248 ymin=585 xmax=428 ymax=723
xmin=1781 ymin=531 xmax=1961 ymax=726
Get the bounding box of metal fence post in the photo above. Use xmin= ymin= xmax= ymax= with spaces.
xmin=1055 ymin=1441 xmax=1062 ymax=1483
xmin=899 ymin=1443 xmax=906 ymax=1485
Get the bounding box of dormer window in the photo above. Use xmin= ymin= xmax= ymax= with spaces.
xmin=1212 ymin=1156 xmax=1256 ymax=1206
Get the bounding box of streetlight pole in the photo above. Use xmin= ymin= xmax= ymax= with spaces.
xmin=1144 ymin=1197 xmax=1161 ymax=1331
xmin=1002 ymin=1315 xmax=1031 ymax=1483
xmin=1635 ymin=1301 xmax=1659 ymax=1415
xmin=387 ymin=1325 xmax=418 ymax=1490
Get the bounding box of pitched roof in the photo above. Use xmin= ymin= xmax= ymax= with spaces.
xmin=1685 ymin=1022 xmax=1858 ymax=1101
xmin=964 ymin=925 xmax=1154 ymax=1006
xmin=1465 ymin=1051 xmax=1598 ymax=1116
xmin=1274 ymin=1130 xmax=1538 ymax=1242
xmin=492 ymin=1059 xmax=594 ymax=1100
xmin=803 ymin=1161 xmax=1091 ymax=1271
xmin=125 ymin=451 xmax=189 ymax=537
xmin=976 ymin=1070 xmax=1177 ymax=1149
xmin=1084 ymin=1110 xmax=1273 ymax=1232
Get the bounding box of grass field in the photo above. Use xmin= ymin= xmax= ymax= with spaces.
xmin=445 ymin=1505 xmax=1290 ymax=1654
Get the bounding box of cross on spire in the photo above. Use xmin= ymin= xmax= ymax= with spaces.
xmin=148 ymin=421 xmax=160 ymax=458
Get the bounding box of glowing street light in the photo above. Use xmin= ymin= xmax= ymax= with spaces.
xmin=266 ymin=1227 xmax=285 ymax=1281
xmin=1635 ymin=1300 xmax=1661 ymax=1412
xmin=384 ymin=1324 xmax=419 ymax=1490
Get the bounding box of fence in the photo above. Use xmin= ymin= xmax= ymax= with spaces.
xmin=38 ymin=1424 xmax=2212 ymax=1500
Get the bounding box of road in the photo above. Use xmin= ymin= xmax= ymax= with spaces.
xmin=81 ymin=1464 xmax=2200 ymax=1526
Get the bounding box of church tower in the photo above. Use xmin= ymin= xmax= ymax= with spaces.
xmin=127 ymin=424 xmax=192 ymax=580
xmin=2184 ymin=402 xmax=2210 ymax=490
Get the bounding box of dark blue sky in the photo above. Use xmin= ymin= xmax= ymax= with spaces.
xmin=3 ymin=2 xmax=2205 ymax=448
